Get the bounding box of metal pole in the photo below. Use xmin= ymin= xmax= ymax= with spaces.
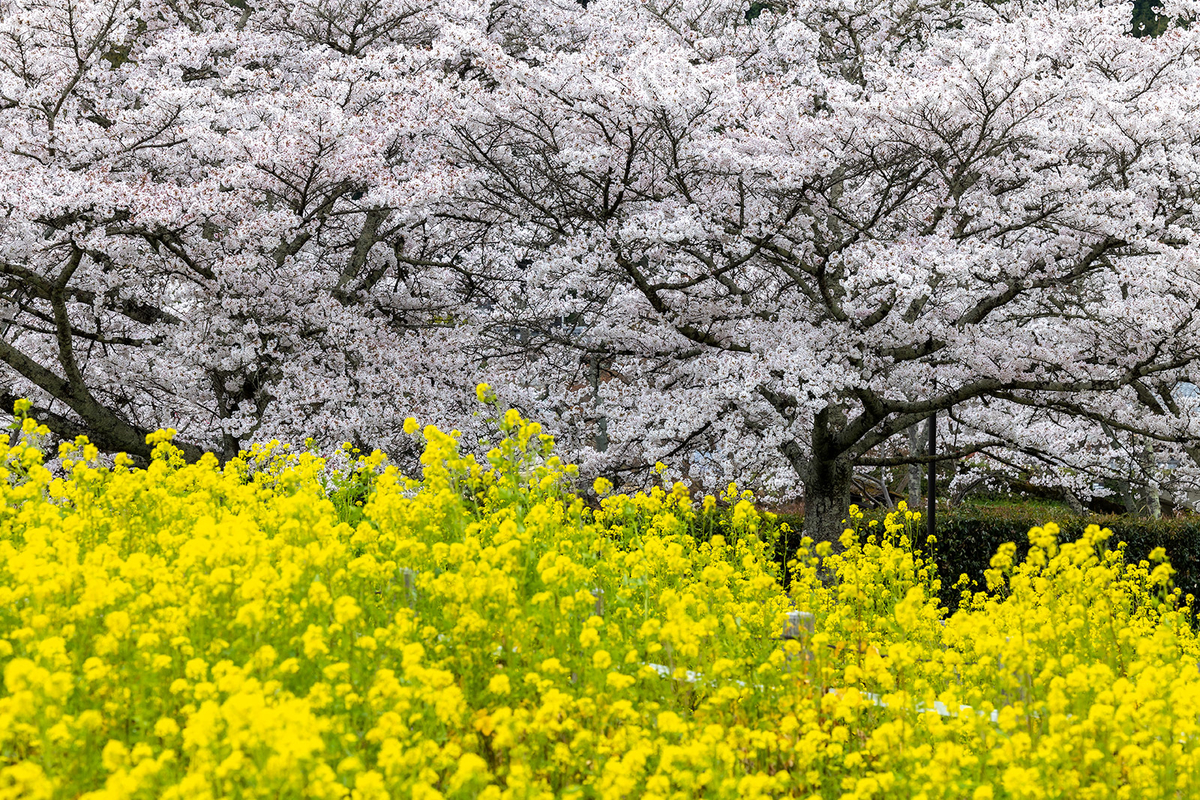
xmin=928 ymin=382 xmax=936 ymax=540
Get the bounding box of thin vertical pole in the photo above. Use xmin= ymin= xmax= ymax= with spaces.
xmin=927 ymin=382 xmax=937 ymax=540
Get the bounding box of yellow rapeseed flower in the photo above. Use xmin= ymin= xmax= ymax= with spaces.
xmin=0 ymin=406 xmax=1194 ymax=799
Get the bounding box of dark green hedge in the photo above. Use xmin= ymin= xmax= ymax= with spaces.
xmin=929 ymin=508 xmax=1200 ymax=609
xmin=766 ymin=507 xmax=1200 ymax=611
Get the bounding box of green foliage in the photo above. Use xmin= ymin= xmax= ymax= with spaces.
xmin=766 ymin=505 xmax=1200 ymax=610
xmin=932 ymin=506 xmax=1200 ymax=609
xmin=1132 ymin=0 xmax=1171 ymax=37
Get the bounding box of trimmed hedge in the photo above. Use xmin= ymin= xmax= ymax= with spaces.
xmin=931 ymin=507 xmax=1200 ymax=609
xmin=769 ymin=506 xmax=1200 ymax=610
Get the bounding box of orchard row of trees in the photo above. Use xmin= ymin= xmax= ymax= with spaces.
xmin=4 ymin=0 xmax=1200 ymax=539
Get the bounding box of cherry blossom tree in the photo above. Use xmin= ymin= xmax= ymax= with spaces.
xmin=0 ymin=0 xmax=486 ymax=463
xmin=442 ymin=0 xmax=1200 ymax=537
xmin=5 ymin=0 xmax=1200 ymax=540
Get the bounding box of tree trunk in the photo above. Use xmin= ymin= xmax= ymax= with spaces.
xmin=803 ymin=454 xmax=854 ymax=545
xmin=877 ymin=467 xmax=894 ymax=508
xmin=1138 ymin=440 xmax=1162 ymax=519
xmin=800 ymin=405 xmax=854 ymax=544
xmin=1119 ymin=477 xmax=1137 ymax=515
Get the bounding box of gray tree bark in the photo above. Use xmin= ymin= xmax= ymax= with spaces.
xmin=1138 ymin=440 xmax=1162 ymax=519
xmin=798 ymin=405 xmax=855 ymax=544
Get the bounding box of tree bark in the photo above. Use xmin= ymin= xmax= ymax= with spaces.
xmin=1138 ymin=440 xmax=1162 ymax=519
xmin=1119 ymin=477 xmax=1137 ymax=515
xmin=802 ymin=453 xmax=854 ymax=544
xmin=876 ymin=466 xmax=893 ymax=508
xmin=799 ymin=405 xmax=855 ymax=544
xmin=0 ymin=338 xmax=205 ymax=463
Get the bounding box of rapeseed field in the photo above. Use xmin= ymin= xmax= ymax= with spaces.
xmin=0 ymin=394 xmax=1196 ymax=799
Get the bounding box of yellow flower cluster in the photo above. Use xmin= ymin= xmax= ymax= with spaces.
xmin=0 ymin=401 xmax=1197 ymax=799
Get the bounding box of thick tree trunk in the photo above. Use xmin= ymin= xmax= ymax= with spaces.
xmin=799 ymin=405 xmax=855 ymax=544
xmin=803 ymin=454 xmax=854 ymax=544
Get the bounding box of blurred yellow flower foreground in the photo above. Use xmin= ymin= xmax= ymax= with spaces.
xmin=1 ymin=404 xmax=1199 ymax=800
